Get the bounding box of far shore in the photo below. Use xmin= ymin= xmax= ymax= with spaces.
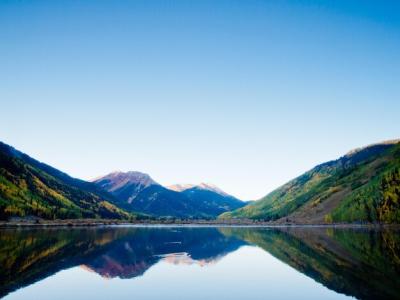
xmin=1 ymin=219 xmax=399 ymax=229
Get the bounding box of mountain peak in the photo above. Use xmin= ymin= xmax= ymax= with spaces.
xmin=93 ymin=171 xmax=157 ymax=185
xmin=167 ymin=182 xmax=229 ymax=197
xmin=167 ymin=184 xmax=196 ymax=192
xmin=92 ymin=171 xmax=158 ymax=203
xmin=196 ymin=183 xmax=230 ymax=196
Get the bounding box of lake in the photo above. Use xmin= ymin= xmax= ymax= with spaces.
xmin=0 ymin=226 xmax=399 ymax=300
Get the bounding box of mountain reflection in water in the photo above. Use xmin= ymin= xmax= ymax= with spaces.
xmin=0 ymin=226 xmax=399 ymax=300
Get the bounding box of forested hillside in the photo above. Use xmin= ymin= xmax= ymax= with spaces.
xmin=221 ymin=140 xmax=400 ymax=223
xmin=0 ymin=142 xmax=132 ymax=220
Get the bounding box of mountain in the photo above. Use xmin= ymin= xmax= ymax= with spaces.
xmin=167 ymin=182 xmax=245 ymax=216
xmin=133 ymin=185 xmax=245 ymax=218
xmin=220 ymin=139 xmax=400 ymax=224
xmin=94 ymin=172 xmax=246 ymax=218
xmin=167 ymin=182 xmax=229 ymax=196
xmin=124 ymin=185 xmax=201 ymax=218
xmin=0 ymin=141 xmax=132 ymax=220
xmin=93 ymin=171 xmax=157 ymax=204
xmin=167 ymin=183 xmax=196 ymax=192
xmin=181 ymin=186 xmax=246 ymax=217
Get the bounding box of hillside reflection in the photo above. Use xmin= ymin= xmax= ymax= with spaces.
xmin=0 ymin=226 xmax=399 ymax=299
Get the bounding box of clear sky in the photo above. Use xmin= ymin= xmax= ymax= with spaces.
xmin=1 ymin=0 xmax=399 ymax=200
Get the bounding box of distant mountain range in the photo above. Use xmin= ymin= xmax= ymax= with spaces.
xmin=1 ymin=139 xmax=399 ymax=223
xmin=221 ymin=139 xmax=400 ymax=224
xmin=0 ymin=141 xmax=245 ymax=220
xmin=93 ymin=171 xmax=245 ymax=218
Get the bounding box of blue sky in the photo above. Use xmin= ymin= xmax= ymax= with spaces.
xmin=1 ymin=0 xmax=399 ymax=200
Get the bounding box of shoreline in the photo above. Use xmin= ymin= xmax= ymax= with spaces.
xmin=1 ymin=219 xmax=399 ymax=229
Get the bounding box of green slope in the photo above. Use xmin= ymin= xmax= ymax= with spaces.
xmin=220 ymin=140 xmax=400 ymax=223
xmin=0 ymin=141 xmax=133 ymax=220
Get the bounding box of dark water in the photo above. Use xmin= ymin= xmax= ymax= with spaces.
xmin=0 ymin=226 xmax=399 ymax=300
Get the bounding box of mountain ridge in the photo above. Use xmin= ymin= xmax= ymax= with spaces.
xmin=1 ymin=138 xmax=399 ymax=223
xmin=167 ymin=182 xmax=230 ymax=197
xmin=0 ymin=141 xmax=133 ymax=220
xmin=93 ymin=172 xmax=245 ymax=218
xmin=220 ymin=139 xmax=400 ymax=223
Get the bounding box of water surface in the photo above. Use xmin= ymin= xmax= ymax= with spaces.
xmin=1 ymin=226 xmax=399 ymax=300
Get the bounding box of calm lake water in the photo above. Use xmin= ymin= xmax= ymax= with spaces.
xmin=0 ymin=226 xmax=399 ymax=300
